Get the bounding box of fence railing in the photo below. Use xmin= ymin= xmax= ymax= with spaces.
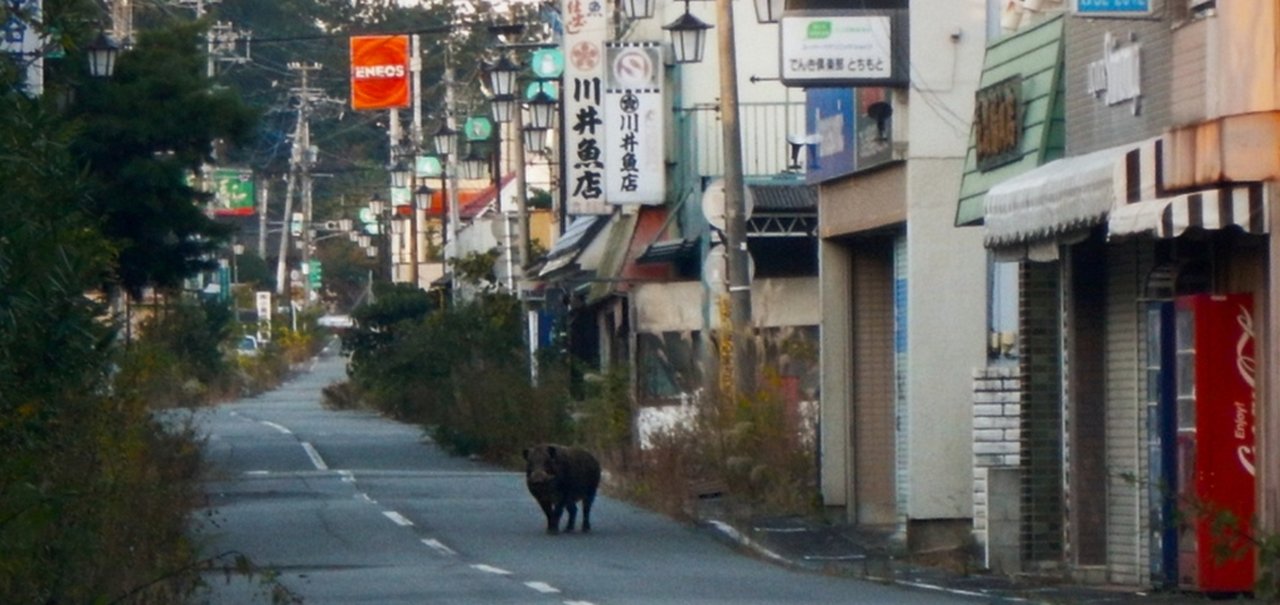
xmin=675 ymin=101 xmax=807 ymax=179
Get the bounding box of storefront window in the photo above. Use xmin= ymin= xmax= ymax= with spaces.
xmin=988 ymin=256 xmax=1019 ymax=363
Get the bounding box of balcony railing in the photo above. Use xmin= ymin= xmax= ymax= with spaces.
xmin=675 ymin=101 xmax=807 ymax=180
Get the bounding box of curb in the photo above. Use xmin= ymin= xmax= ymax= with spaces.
xmin=703 ymin=518 xmax=1032 ymax=603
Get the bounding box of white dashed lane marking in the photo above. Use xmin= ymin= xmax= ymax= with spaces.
xmin=300 ymin=442 xmax=328 ymax=470
xmin=525 ymin=581 xmax=561 ymax=594
xmin=382 ymin=511 xmax=414 ymax=527
xmin=470 ymin=564 xmax=512 ymax=576
xmin=260 ymin=420 xmax=292 ymax=435
xmin=421 ymin=539 xmax=456 ymax=556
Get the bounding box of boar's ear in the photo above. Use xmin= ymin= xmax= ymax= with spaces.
xmin=547 ymin=445 xmax=558 ymax=459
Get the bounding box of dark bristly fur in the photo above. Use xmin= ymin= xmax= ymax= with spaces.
xmin=523 ymin=444 xmax=601 ymax=534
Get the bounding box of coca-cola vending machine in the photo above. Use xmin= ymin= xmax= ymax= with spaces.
xmin=1174 ymin=293 xmax=1256 ymax=593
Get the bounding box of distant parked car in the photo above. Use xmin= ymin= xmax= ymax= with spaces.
xmin=236 ymin=335 xmax=260 ymax=357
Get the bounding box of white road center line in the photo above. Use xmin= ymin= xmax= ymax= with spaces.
xmin=300 ymin=442 xmax=328 ymax=470
xmin=525 ymin=581 xmax=560 ymax=594
xmin=260 ymin=420 xmax=292 ymax=435
xmin=421 ymin=538 xmax=456 ymax=556
xmin=564 ymin=601 xmax=597 ymax=605
xmin=382 ymin=511 xmax=414 ymax=527
xmin=356 ymin=493 xmax=377 ymax=504
xmin=470 ymin=564 xmax=512 ymax=576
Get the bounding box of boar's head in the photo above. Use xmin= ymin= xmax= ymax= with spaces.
xmin=523 ymin=444 xmax=559 ymax=485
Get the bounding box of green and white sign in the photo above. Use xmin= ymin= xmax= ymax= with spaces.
xmin=780 ymin=11 xmax=907 ymax=88
xmin=530 ymin=49 xmax=565 ymax=79
xmin=212 ymin=168 xmax=255 ymax=216
xmin=464 ymin=116 xmax=494 ymax=141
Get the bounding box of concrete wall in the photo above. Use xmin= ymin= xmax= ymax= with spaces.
xmin=1064 ymin=0 xmax=1174 ymax=155
xmin=633 ymin=277 xmax=820 ymax=334
xmin=819 ymin=238 xmax=853 ymax=508
xmin=905 ymin=0 xmax=990 ymax=522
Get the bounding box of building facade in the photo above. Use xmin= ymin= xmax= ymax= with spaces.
xmin=959 ymin=0 xmax=1280 ymax=591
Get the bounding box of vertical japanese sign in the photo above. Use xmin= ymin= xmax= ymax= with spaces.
xmin=2 ymin=0 xmax=42 ymax=96
xmin=349 ymin=35 xmax=410 ymax=111
xmin=212 ymin=168 xmax=256 ymax=216
xmin=255 ymin=291 xmax=272 ymax=342
xmin=605 ymin=42 xmax=663 ymax=205
xmin=562 ymin=0 xmax=611 ymax=215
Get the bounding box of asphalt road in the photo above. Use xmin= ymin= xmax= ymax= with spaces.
xmin=192 ymin=344 xmax=981 ymax=604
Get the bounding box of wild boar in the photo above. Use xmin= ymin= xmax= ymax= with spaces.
xmin=523 ymin=444 xmax=601 ymax=534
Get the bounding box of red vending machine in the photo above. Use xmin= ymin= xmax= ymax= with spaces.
xmin=1175 ymin=293 xmax=1257 ymax=592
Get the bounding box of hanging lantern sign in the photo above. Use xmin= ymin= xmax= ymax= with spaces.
xmin=464 ymin=116 xmax=494 ymax=141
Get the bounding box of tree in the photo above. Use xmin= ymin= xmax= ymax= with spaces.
xmin=70 ymin=22 xmax=258 ymax=298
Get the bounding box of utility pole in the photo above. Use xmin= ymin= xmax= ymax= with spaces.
xmin=111 ymin=0 xmax=134 ymax=46
xmin=276 ymin=62 xmax=323 ymax=306
xmin=444 ymin=59 xmax=461 ymax=302
xmin=408 ymin=34 xmax=423 ymax=289
xmin=716 ymin=0 xmax=754 ymax=397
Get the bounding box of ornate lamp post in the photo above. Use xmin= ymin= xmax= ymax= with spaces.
xmin=86 ymin=31 xmax=121 ymax=77
xmin=663 ymin=2 xmax=713 ymax=64
xmin=620 ymin=0 xmax=656 ymax=19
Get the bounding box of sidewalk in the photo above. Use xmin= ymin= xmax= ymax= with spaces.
xmin=700 ymin=509 xmax=1263 ymax=604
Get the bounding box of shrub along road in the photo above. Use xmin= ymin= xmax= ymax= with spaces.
xmin=193 ymin=347 xmax=985 ymax=604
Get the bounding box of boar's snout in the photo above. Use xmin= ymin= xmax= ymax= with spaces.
xmin=527 ymin=469 xmax=554 ymax=484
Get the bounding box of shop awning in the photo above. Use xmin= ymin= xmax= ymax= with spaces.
xmin=539 ymin=215 xmax=609 ymax=279
xmin=1107 ymin=137 xmax=1269 ymax=238
xmin=983 ymin=144 xmax=1132 ymax=248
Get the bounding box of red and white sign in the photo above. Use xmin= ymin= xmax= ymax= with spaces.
xmin=1179 ymin=293 xmax=1256 ymax=592
xmin=350 ymin=35 xmax=410 ymax=111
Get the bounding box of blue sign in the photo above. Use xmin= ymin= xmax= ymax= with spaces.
xmin=804 ymin=88 xmax=856 ymax=185
xmin=1075 ymin=0 xmax=1151 ymax=15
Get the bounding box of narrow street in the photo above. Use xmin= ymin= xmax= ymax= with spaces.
xmin=191 ymin=347 xmax=983 ymax=604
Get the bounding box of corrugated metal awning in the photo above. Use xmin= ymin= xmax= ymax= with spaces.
xmin=983 ymin=144 xmax=1133 ymax=248
xmin=747 ymin=183 xmax=818 ymax=211
xmin=538 ymin=215 xmax=609 ymax=279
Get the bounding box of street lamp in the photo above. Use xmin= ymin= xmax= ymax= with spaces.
xmin=414 ymin=183 xmax=435 ymax=212
xmin=491 ymin=93 xmax=517 ymax=124
xmin=620 ymin=0 xmax=656 ymax=19
xmin=367 ymin=193 xmax=390 ymax=276
xmin=487 ymin=55 xmax=521 ymax=98
xmin=433 ymin=123 xmax=459 ymax=157
xmin=522 ymin=126 xmax=548 ymax=155
xmin=752 ymin=0 xmax=786 ymax=24
xmin=389 ymin=160 xmax=412 ymax=189
xmin=527 ymin=90 xmax=557 ymax=130
xmin=86 ymin=31 xmax=121 ymax=77
xmin=663 ymin=1 xmax=713 ymax=64
xmin=460 ymin=145 xmax=490 ymax=181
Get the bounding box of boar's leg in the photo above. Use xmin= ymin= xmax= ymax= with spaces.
xmin=563 ymin=500 xmax=579 ymax=532
xmin=548 ymin=500 xmax=566 ymax=534
xmin=581 ymin=491 xmax=596 ymax=533
xmin=537 ymin=497 xmax=559 ymax=534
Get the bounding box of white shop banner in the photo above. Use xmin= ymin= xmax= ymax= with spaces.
xmin=605 ymin=42 xmax=664 ymax=205
xmin=561 ymin=0 xmax=611 ymax=216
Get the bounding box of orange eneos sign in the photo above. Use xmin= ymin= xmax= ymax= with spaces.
xmin=350 ymin=35 xmax=410 ymax=111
